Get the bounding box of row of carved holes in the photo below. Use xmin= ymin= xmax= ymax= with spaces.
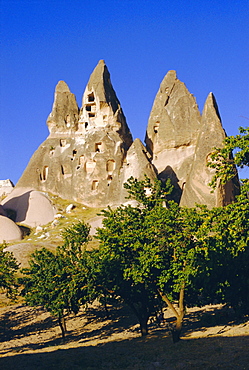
xmin=91 ymin=175 xmax=113 ymax=191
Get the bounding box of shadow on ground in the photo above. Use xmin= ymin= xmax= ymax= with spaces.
xmin=1 ymin=334 xmax=249 ymax=370
xmin=1 ymin=303 xmax=249 ymax=369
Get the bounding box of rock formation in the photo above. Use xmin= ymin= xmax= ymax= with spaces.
xmin=145 ymin=71 xmax=239 ymax=207
xmin=15 ymin=60 xmax=154 ymax=208
xmin=180 ymin=93 xmax=239 ymax=207
xmin=0 ymin=215 xmax=22 ymax=243
xmin=9 ymin=61 xmax=238 ymax=215
xmin=1 ymin=188 xmax=56 ymax=227
xmin=0 ymin=179 xmax=14 ymax=197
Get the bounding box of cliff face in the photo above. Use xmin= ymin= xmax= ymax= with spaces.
xmin=16 ymin=62 xmax=239 ymax=208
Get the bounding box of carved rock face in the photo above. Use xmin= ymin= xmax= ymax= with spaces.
xmin=16 ymin=61 xmax=154 ymax=208
xmin=14 ymin=63 xmax=238 ymax=210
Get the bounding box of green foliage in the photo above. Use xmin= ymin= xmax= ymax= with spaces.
xmin=194 ymin=194 xmax=249 ymax=313
xmin=0 ymin=243 xmax=19 ymax=299
xmin=208 ymin=126 xmax=249 ymax=193
xmin=124 ymin=175 xmax=173 ymax=209
xmin=21 ymin=221 xmax=95 ymax=337
xmin=95 ymin=179 xmax=207 ymax=339
xmin=204 ymin=126 xmax=249 ymax=313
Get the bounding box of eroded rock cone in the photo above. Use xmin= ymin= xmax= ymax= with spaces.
xmin=180 ymin=93 xmax=240 ymax=207
xmin=15 ymin=60 xmax=154 ymax=207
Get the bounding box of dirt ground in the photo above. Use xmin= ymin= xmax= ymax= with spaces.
xmin=0 ymin=301 xmax=249 ymax=370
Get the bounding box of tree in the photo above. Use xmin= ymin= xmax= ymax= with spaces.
xmin=208 ymin=126 xmax=249 ymax=193
xmin=203 ymin=126 xmax=249 ymax=313
xmin=21 ymin=221 xmax=95 ymax=339
xmin=96 ymin=177 xmax=206 ymax=341
xmin=0 ymin=243 xmax=19 ymax=299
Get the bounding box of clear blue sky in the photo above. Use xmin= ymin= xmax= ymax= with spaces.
xmin=1 ymin=0 xmax=248 ymax=184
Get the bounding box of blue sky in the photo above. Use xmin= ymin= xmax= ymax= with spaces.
xmin=1 ymin=0 xmax=248 ymax=184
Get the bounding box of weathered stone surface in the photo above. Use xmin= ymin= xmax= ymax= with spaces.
xmin=180 ymin=93 xmax=240 ymax=207
xmin=145 ymin=72 xmax=239 ymax=206
xmin=0 ymin=179 xmax=14 ymax=197
xmin=145 ymin=70 xmax=201 ymax=203
xmin=14 ymin=63 xmax=238 ymax=210
xmin=122 ymin=138 xmax=156 ymax=184
xmin=1 ymin=188 xmax=56 ymax=227
xmin=0 ymin=205 xmax=7 ymax=216
xmin=78 ymin=60 xmax=133 ymax=149
xmin=16 ymin=61 xmax=149 ymax=208
xmin=47 ymin=81 xmax=79 ymax=134
xmin=0 ymin=215 xmax=22 ymax=243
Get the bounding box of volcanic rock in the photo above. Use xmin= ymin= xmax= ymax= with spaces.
xmin=14 ymin=63 xmax=239 ymax=209
xmin=1 ymin=188 xmax=56 ymax=227
xmin=15 ymin=60 xmax=154 ymax=207
xmin=145 ymin=71 xmax=238 ymax=206
xmin=0 ymin=179 xmax=14 ymax=197
xmin=0 ymin=215 xmax=22 ymax=243
xmin=145 ymin=70 xmax=201 ymax=203
xmin=180 ymin=93 xmax=240 ymax=207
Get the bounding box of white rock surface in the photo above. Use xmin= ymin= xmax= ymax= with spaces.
xmin=0 ymin=215 xmax=22 ymax=243
xmin=1 ymin=188 xmax=56 ymax=227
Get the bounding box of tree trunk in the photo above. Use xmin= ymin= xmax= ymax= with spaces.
xmin=171 ymin=315 xmax=183 ymax=343
xmin=139 ymin=316 xmax=148 ymax=336
xmin=128 ymin=303 xmax=149 ymax=336
xmin=157 ymin=287 xmax=185 ymax=343
xmin=104 ymin=299 xmax=109 ymax=319
xmin=58 ymin=314 xmax=67 ymax=339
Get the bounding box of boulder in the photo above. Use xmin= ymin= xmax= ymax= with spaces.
xmin=0 ymin=215 xmax=22 ymax=243
xmin=1 ymin=188 xmax=56 ymax=227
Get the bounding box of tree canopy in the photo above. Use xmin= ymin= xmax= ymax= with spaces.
xmin=208 ymin=126 xmax=249 ymax=193
xmin=0 ymin=243 xmax=19 ymax=299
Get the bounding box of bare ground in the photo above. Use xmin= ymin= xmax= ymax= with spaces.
xmin=0 ymin=300 xmax=249 ymax=370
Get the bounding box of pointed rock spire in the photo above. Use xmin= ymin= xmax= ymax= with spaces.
xmin=122 ymin=138 xmax=156 ymax=184
xmin=78 ymin=60 xmax=133 ymax=149
xmin=145 ymin=70 xmax=201 ymax=199
xmin=47 ymin=80 xmax=79 ymax=135
xmin=180 ymin=92 xmax=239 ymax=207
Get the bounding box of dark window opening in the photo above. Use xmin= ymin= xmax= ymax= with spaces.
xmin=95 ymin=142 xmax=102 ymax=152
xmin=88 ymin=93 xmax=95 ymax=102
xmin=86 ymin=105 xmax=91 ymax=112
xmin=85 ymin=122 xmax=88 ymax=129
xmin=73 ymin=150 xmax=77 ymax=156
xmin=154 ymin=125 xmax=159 ymax=134
xmin=60 ymin=139 xmax=67 ymax=147
xmin=41 ymin=166 xmax=48 ymax=181
xmin=92 ymin=180 xmax=98 ymax=190
xmin=89 ymin=113 xmax=95 ymax=118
